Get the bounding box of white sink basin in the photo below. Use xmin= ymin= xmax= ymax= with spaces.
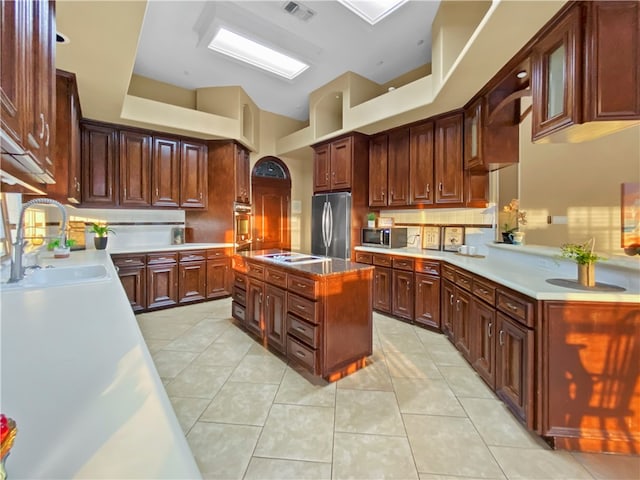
xmin=2 ymin=264 xmax=110 ymax=290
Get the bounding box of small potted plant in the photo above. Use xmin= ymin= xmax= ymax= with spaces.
xmin=91 ymin=223 xmax=115 ymax=250
xmin=47 ymin=238 xmax=76 ymax=258
xmin=367 ymin=212 xmax=376 ymax=228
xmin=560 ymin=238 xmax=605 ymax=287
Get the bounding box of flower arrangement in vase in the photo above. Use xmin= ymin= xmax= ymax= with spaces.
xmin=560 ymin=238 xmax=605 ymax=287
xmin=500 ymin=199 xmax=527 ymax=244
xmin=1 ymin=413 xmax=17 ymax=480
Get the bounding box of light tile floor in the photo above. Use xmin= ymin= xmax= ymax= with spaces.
xmin=137 ymin=298 xmax=639 ymax=480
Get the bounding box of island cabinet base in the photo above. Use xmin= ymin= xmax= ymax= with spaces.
xmin=541 ymin=301 xmax=640 ymax=454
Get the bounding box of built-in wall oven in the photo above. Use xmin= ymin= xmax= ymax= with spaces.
xmin=234 ymin=203 xmax=252 ymax=252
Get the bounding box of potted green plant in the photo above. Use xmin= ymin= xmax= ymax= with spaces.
xmin=500 ymin=199 xmax=527 ymax=244
xmin=367 ymin=212 xmax=376 ymax=228
xmin=47 ymin=238 xmax=76 ymax=258
xmin=91 ymin=223 xmax=115 ymax=250
xmin=560 ymin=238 xmax=605 ymax=287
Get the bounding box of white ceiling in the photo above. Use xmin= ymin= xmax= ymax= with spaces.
xmin=133 ymin=0 xmax=441 ymax=121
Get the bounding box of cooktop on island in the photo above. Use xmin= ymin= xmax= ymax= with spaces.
xmin=255 ymin=252 xmax=330 ymax=265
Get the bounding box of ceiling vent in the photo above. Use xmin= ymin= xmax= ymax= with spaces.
xmin=282 ymin=1 xmax=316 ymax=22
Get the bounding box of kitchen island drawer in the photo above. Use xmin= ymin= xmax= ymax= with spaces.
xmin=111 ymin=254 xmax=146 ymax=268
xmin=287 ymin=335 xmax=318 ymax=373
xmin=497 ymin=289 xmax=534 ymax=327
xmin=246 ymin=261 xmax=265 ymax=280
xmin=233 ymin=272 xmax=247 ymax=289
xmin=147 ymin=252 xmax=178 ymax=265
xmin=232 ymin=286 xmax=247 ymax=306
xmin=231 ymin=301 xmax=245 ymax=322
xmin=287 ymin=274 xmax=318 ymax=299
xmin=287 ymin=314 xmax=319 ymax=348
xmin=179 ymin=250 xmax=206 ymax=263
xmin=393 ymin=257 xmax=414 ymax=271
xmin=287 ymin=293 xmax=320 ymax=324
xmin=265 ymin=267 xmax=288 ymax=288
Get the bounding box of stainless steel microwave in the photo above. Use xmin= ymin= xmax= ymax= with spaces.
xmin=361 ymin=227 xmax=408 ymax=248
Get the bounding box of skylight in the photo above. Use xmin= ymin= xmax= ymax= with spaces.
xmin=207 ymin=27 xmax=309 ymax=80
xmin=338 ymin=0 xmax=408 ymax=25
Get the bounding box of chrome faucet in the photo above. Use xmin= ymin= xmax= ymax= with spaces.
xmin=8 ymin=198 xmax=68 ymax=283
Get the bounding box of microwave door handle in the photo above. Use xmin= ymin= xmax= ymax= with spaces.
xmin=380 ymin=230 xmax=384 ymax=244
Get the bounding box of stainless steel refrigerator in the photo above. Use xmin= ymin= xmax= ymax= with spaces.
xmin=311 ymin=192 xmax=351 ymax=259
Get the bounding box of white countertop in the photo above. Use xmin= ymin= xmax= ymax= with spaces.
xmin=109 ymin=242 xmax=234 ymax=255
xmin=0 ymin=250 xmax=202 ymax=479
xmin=355 ymin=244 xmax=640 ymax=303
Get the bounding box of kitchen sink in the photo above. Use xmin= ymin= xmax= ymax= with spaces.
xmin=256 ymin=252 xmax=330 ymax=265
xmin=2 ymin=264 xmax=110 ymax=290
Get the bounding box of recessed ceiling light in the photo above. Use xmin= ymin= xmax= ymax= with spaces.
xmin=516 ymin=70 xmax=527 ymax=79
xmin=207 ymin=27 xmax=309 ymax=80
xmin=338 ymin=0 xmax=408 ymax=25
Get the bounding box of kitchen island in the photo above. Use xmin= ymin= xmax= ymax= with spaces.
xmin=231 ymin=250 xmax=374 ymax=381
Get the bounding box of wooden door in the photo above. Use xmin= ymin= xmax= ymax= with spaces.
xmin=409 ymin=121 xmax=434 ymax=205
xmin=180 ymin=140 xmax=207 ymax=208
xmin=235 ymin=146 xmax=251 ymax=204
xmin=265 ymin=284 xmax=287 ymax=354
xmin=313 ymin=143 xmax=330 ymax=192
xmin=392 ymin=269 xmax=414 ymax=321
xmin=152 ymin=136 xmax=180 ymax=207
xmin=414 ymin=273 xmax=440 ymax=329
xmin=330 ymin=136 xmax=353 ymax=191
xmin=434 ymin=113 xmax=464 ymax=205
xmin=118 ymin=267 xmax=146 ymax=312
xmin=373 ymin=266 xmax=392 ymax=313
xmin=252 ymin=178 xmax=290 ymax=251
xmin=147 ymin=263 xmax=178 ymax=309
xmin=496 ymin=312 xmax=534 ymax=424
xmin=179 ymin=261 xmax=206 ymax=304
xmin=368 ymin=133 xmax=388 ymax=207
xmin=471 ymin=298 xmax=496 ymax=389
xmin=441 ymin=279 xmax=455 ymax=341
xmin=119 ymin=130 xmax=151 ymax=207
xmin=453 ymin=287 xmax=472 ymax=361
xmin=387 ymin=128 xmax=410 ymax=206
xmin=246 ymin=278 xmax=264 ymax=338
xmin=206 ymin=258 xmax=229 ymax=299
xmin=81 ymin=122 xmax=117 ymax=205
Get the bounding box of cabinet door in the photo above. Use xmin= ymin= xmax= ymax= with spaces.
xmin=235 ymin=145 xmax=251 ymax=204
xmin=330 ymin=136 xmax=352 ymax=190
xmin=434 ymin=113 xmax=464 ymax=205
xmin=368 ymin=134 xmax=388 ymax=207
xmin=180 ymin=140 xmax=207 ymax=208
xmin=265 ymin=284 xmax=287 ymax=354
xmin=441 ymin=279 xmax=456 ymax=341
xmin=392 ymin=269 xmax=414 ymax=321
xmin=207 ymin=258 xmax=230 ymax=299
xmin=471 ymin=298 xmax=496 ymax=389
xmin=246 ymin=279 xmax=264 ymax=338
xmin=147 ymin=263 xmax=178 ymax=309
xmin=119 ymin=130 xmax=151 ymax=207
xmin=496 ymin=312 xmax=534 ymax=425
xmin=179 ymin=261 xmax=206 ymax=304
xmin=414 ymin=273 xmax=440 ymax=329
xmin=453 ymin=287 xmax=472 ymax=361
xmin=532 ymin=5 xmax=582 ymax=141
xmin=81 ymin=123 xmax=118 ymax=205
xmin=152 ymin=136 xmax=180 ymax=207
xmin=118 ymin=267 xmax=146 ymax=312
xmin=387 ymin=128 xmax=410 ymax=206
xmin=313 ymin=143 xmax=331 ymax=193
xmin=464 ymin=98 xmax=483 ymax=170
xmin=409 ymin=121 xmax=434 ymax=205
xmin=373 ymin=266 xmax=392 ymax=313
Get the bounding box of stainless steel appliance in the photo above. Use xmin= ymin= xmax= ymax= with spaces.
xmin=311 ymin=192 xmax=351 ymax=259
xmin=361 ymin=227 xmax=408 ymax=248
xmin=234 ymin=203 xmax=252 ymax=252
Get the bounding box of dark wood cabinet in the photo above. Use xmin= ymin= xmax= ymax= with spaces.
xmin=180 ymin=140 xmax=208 ymax=208
xmin=328 ymin=136 xmax=352 ymax=191
xmin=434 ymin=113 xmax=464 ymax=205
xmin=246 ymin=278 xmax=265 ymax=338
xmin=387 ymin=128 xmax=410 ymax=207
xmin=179 ymin=259 xmax=206 ymax=304
xmin=373 ymin=266 xmax=392 ymax=314
xmin=441 ymin=279 xmax=456 ymax=341
xmin=392 ymin=269 xmax=414 ymax=321
xmin=471 ymin=297 xmax=496 ymax=389
xmin=81 ymin=122 xmax=118 ymax=205
xmin=112 ymin=254 xmax=146 ymax=313
xmin=414 ymin=273 xmax=440 ymax=329
xmin=235 ymin=145 xmax=251 ymax=204
xmin=312 ymin=143 xmax=331 ymax=192
xmin=313 ymin=134 xmax=368 ymax=193
xmin=206 ymin=258 xmax=230 ymax=299
xmin=409 ymin=121 xmax=435 ymax=205
xmin=453 ymin=287 xmax=472 ymax=361
xmin=147 ymin=256 xmax=179 ymax=310
xmin=152 ymin=136 xmax=180 ymax=207
xmin=368 ymin=134 xmax=388 ymax=207
xmin=265 ymin=284 xmax=287 ymax=354
xmin=119 ymin=130 xmax=151 ymax=207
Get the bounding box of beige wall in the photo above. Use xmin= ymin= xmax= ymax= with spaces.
xmin=128 ymin=75 xmax=196 ymax=109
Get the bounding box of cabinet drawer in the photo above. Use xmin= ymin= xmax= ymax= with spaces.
xmin=247 ymin=261 xmax=265 ymax=280
xmin=414 ymin=259 xmax=440 ymax=276
xmin=455 ymin=270 xmax=473 ymax=291
xmin=287 ymin=314 xmax=320 ymax=348
xmin=287 ymin=335 xmax=318 ymax=373
xmin=287 ymin=293 xmax=320 ymax=324
xmin=232 ymin=286 xmax=246 ymax=306
xmin=497 ymin=289 xmax=534 ymax=328
xmin=232 ymin=301 xmax=245 ymax=322
xmin=393 ymin=257 xmax=414 ymax=271
xmin=265 ymin=267 xmax=288 ymax=288
xmin=287 ymin=274 xmax=318 ymax=300
xmin=111 ymin=254 xmax=146 ymax=268
xmin=147 ymin=252 xmax=178 ymax=265
xmin=179 ymin=250 xmax=206 ymax=263
xmin=442 ymin=264 xmax=456 ymax=282
xmin=355 ymin=252 xmax=373 ymax=264
xmin=472 ymin=277 xmax=496 ymax=306
xmin=234 ymin=272 xmax=247 ymax=289
xmin=207 ymin=248 xmax=227 ymax=260
xmin=373 ymin=254 xmax=392 ymax=267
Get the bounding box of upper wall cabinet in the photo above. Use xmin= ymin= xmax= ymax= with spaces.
xmin=368 ymin=128 xmax=410 ymax=207
xmin=434 ymin=113 xmax=464 ymax=206
xmin=180 ymin=140 xmax=208 ymax=208
xmin=312 ymin=133 xmax=368 ymax=193
xmin=532 ymin=1 xmax=640 ymax=143
xmin=235 ymin=145 xmax=250 ymax=205
xmin=81 ymin=122 xmax=118 ymax=206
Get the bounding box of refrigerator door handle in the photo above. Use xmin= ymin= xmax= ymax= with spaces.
xmin=322 ymin=201 xmax=329 ymax=248
xmin=327 ymin=201 xmax=333 ymax=248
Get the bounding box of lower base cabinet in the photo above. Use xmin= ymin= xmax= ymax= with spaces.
xmin=264 ymin=284 xmax=287 ymax=354
xmin=373 ymin=266 xmax=392 ymax=313
xmin=116 ymin=266 xmax=146 ymax=312
xmin=147 ymin=262 xmax=179 ymax=310
xmin=206 ymin=258 xmax=230 ymax=299
xmin=471 ymin=297 xmax=496 ymax=389
xmin=414 ymin=273 xmax=440 ymax=329
xmin=246 ymin=278 xmax=264 ymax=338
xmin=392 ymin=269 xmax=414 ymax=320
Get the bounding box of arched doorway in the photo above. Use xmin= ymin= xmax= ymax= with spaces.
xmin=252 ymin=157 xmax=291 ymax=251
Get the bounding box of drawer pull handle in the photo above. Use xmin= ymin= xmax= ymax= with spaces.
xmin=125 ymin=259 xmax=133 ymax=263
xmin=272 ymin=274 xmax=281 ymax=280
xmin=296 ymin=283 xmax=307 ymax=288
xmin=295 ymin=326 xmax=307 ymax=332
xmin=478 ymin=288 xmax=488 ymax=295
xmin=456 ymin=299 xmax=460 ymax=311
xmin=296 ymin=304 xmax=306 ymax=310
xmin=506 ymin=302 xmax=519 ymax=311
xmin=296 ymin=350 xmax=306 ymax=357
xmin=449 ymin=294 xmax=454 ymax=305
xmin=499 ymin=329 xmax=504 ymax=346
xmin=487 ymin=322 xmax=492 ymax=338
